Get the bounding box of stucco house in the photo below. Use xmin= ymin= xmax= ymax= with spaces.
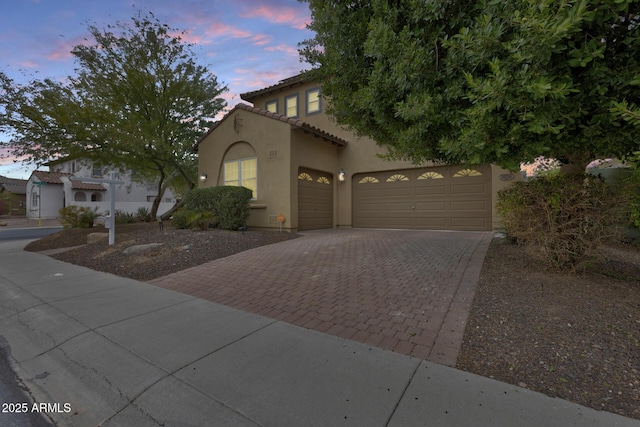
xmin=0 ymin=176 xmax=27 ymax=216
xmin=196 ymin=74 xmax=518 ymax=232
xmin=26 ymin=158 xmax=177 ymax=220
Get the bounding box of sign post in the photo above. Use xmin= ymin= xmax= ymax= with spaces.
xmin=277 ymin=213 xmax=286 ymax=233
xmin=70 ymin=173 xmax=124 ymax=245
xmin=32 ymin=181 xmax=47 ymax=226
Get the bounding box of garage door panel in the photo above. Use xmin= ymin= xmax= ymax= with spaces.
xmin=298 ymin=168 xmax=333 ymax=231
xmin=450 ymin=183 xmax=486 ymax=194
xmin=353 ymin=165 xmax=491 ymax=231
xmin=451 ymin=200 xmax=487 ymax=211
xmin=415 ymin=201 xmax=448 ymax=211
xmin=415 ymin=185 xmax=447 ymax=196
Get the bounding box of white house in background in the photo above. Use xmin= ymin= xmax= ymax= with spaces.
xmin=26 ymin=158 xmax=178 ymax=219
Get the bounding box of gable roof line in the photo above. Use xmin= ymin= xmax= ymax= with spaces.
xmin=195 ymin=103 xmax=348 ymax=149
xmin=240 ymin=74 xmax=304 ymax=103
xmin=30 ymin=170 xmax=106 ymax=191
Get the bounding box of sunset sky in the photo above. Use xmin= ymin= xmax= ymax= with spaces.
xmin=0 ymin=0 xmax=314 ymax=178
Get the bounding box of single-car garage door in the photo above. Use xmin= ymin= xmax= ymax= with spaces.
xmin=298 ymin=168 xmax=333 ymax=231
xmin=353 ymin=165 xmax=492 ymax=231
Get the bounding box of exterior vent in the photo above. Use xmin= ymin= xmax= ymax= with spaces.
xmin=267 ymin=149 xmax=278 ymax=158
xmin=268 ymin=215 xmax=278 ymax=224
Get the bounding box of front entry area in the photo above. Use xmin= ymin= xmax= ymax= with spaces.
xmin=352 ymin=165 xmax=492 ymax=231
xmin=297 ymin=167 xmax=333 ymax=231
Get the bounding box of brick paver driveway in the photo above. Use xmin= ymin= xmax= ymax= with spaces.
xmin=150 ymin=229 xmax=492 ymax=366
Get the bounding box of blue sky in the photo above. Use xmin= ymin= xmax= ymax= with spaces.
xmin=0 ymin=0 xmax=314 ymax=179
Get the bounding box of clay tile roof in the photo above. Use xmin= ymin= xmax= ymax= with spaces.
xmin=31 ymin=170 xmax=106 ymax=191
xmin=72 ymin=181 xmax=106 ymax=191
xmin=240 ymin=74 xmax=304 ymax=103
xmin=33 ymin=170 xmax=66 ymax=184
xmin=195 ymin=103 xmax=348 ymax=149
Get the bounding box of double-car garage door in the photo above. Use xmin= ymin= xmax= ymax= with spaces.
xmin=353 ymin=165 xmax=492 ymax=231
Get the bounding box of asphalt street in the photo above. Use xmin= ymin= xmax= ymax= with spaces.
xmin=0 ymin=228 xmax=61 ymax=242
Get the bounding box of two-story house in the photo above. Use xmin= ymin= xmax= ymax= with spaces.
xmin=196 ymin=74 xmax=518 ymax=232
xmin=26 ymin=158 xmax=177 ymax=219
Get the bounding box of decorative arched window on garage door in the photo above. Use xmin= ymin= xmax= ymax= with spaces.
xmin=358 ymin=176 xmax=379 ymax=184
xmin=453 ymin=168 xmax=482 ymax=177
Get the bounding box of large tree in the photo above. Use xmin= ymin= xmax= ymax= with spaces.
xmin=1 ymin=12 xmax=227 ymax=218
xmin=300 ymin=0 xmax=640 ymax=171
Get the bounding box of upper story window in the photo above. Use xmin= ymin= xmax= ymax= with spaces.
xmin=284 ymin=94 xmax=298 ymax=118
xmin=92 ymin=166 xmax=103 ymax=177
xmin=265 ymin=99 xmax=278 ymax=113
xmin=306 ymin=87 xmax=321 ymax=115
xmin=224 ymin=157 xmax=257 ymax=199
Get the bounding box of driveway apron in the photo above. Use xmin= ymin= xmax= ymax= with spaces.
xmin=150 ymin=229 xmax=492 ymax=366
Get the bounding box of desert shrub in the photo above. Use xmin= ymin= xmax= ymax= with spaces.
xmin=135 ymin=206 xmax=152 ymax=222
xmin=59 ymin=205 xmax=99 ymax=228
xmin=497 ymin=173 xmax=625 ymax=269
xmin=114 ymin=210 xmax=136 ymax=224
xmin=183 ymin=186 xmax=252 ymax=230
xmin=171 ymin=208 xmax=217 ymax=230
xmin=171 ymin=209 xmax=191 ymax=229
xmin=625 ymin=155 xmax=640 ymax=230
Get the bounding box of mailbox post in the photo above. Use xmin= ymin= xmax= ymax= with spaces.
xmin=70 ymin=173 xmax=124 ymax=245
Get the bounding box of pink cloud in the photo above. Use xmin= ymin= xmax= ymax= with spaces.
xmin=240 ymin=5 xmax=309 ymax=30
xmin=171 ymin=30 xmax=209 ymax=46
xmin=250 ymin=34 xmax=272 ymax=46
xmin=205 ymin=22 xmax=252 ymax=39
xmin=0 ymin=146 xmax=27 ymax=166
xmin=19 ymin=60 xmax=39 ymax=69
xmin=264 ymin=44 xmax=298 ymax=56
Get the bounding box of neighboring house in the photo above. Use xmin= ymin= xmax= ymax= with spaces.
xmin=196 ymin=74 xmax=519 ymax=232
xmin=26 ymin=158 xmax=178 ymax=219
xmin=0 ymin=176 xmax=27 ymax=216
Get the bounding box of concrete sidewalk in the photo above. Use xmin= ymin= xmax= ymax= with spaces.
xmin=1 ymin=239 xmax=639 ymax=427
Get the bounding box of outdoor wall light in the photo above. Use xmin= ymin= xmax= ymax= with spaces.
xmin=200 ymin=173 xmax=208 ymax=181
xmin=338 ymin=168 xmax=346 ymax=182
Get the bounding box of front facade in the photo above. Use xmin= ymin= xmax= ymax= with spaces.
xmin=26 ymin=159 xmax=177 ymax=219
xmin=197 ymin=75 xmax=518 ymax=232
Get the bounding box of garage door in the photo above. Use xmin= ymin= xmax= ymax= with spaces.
xmin=298 ymin=168 xmax=333 ymax=231
xmin=353 ymin=165 xmax=492 ymax=231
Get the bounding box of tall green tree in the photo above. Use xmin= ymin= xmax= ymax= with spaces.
xmin=300 ymin=0 xmax=640 ymax=171
xmin=1 ymin=12 xmax=227 ymax=218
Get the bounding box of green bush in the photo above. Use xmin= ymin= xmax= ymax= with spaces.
xmin=183 ymin=186 xmax=252 ymax=230
xmin=183 ymin=187 xmax=218 ymax=212
xmin=497 ymin=174 xmax=625 ymax=269
xmin=212 ymin=186 xmax=252 ymax=230
xmin=59 ymin=205 xmax=99 ymax=228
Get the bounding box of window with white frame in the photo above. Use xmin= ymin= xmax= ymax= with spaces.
xmin=284 ymin=94 xmax=298 ymax=118
xmin=224 ymin=157 xmax=257 ymax=199
xmin=306 ymin=87 xmax=321 ymax=115
xmin=31 ymin=191 xmax=38 ymax=207
xmin=265 ymin=99 xmax=278 ymax=113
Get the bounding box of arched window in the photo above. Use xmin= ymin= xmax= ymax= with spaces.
xmin=74 ymin=192 xmax=87 ymax=202
xmin=91 ymin=192 xmax=102 ymax=202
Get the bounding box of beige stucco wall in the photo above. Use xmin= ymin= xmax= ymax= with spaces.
xmin=198 ymin=109 xmax=295 ymax=231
